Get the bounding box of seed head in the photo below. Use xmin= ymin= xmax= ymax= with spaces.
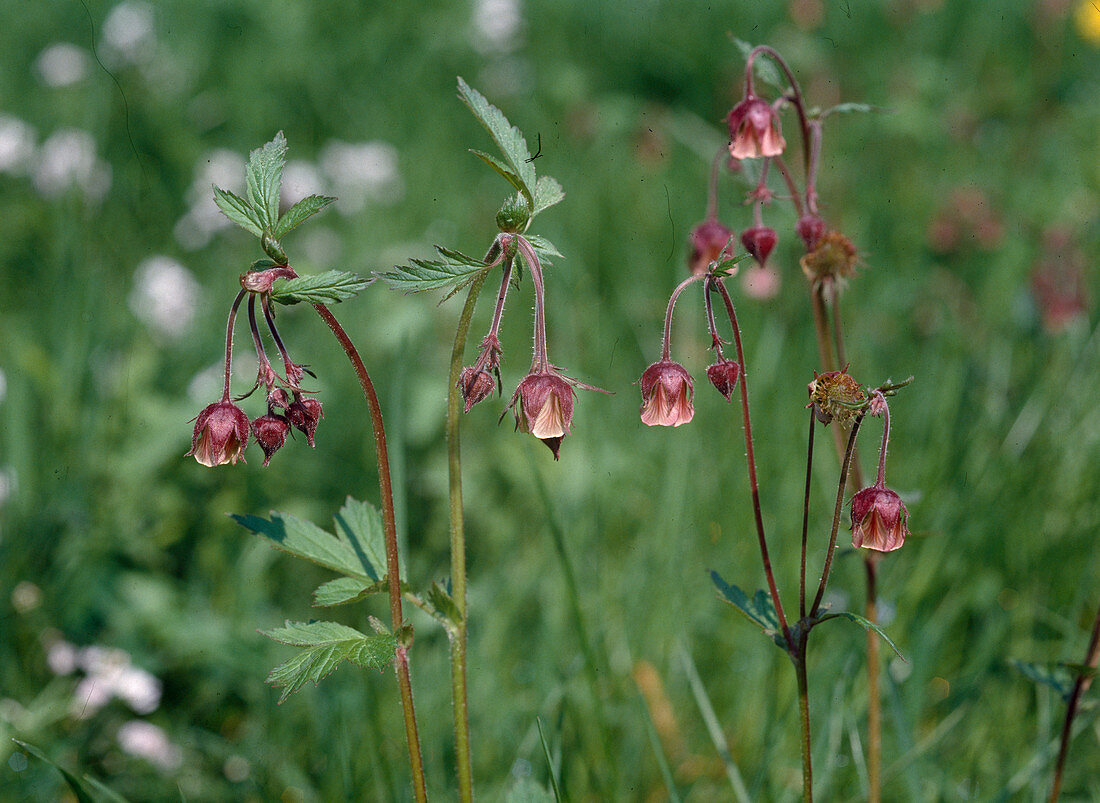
xmin=807 ymin=369 xmax=866 ymax=426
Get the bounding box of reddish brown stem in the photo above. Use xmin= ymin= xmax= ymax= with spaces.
xmin=1049 ymin=599 xmax=1100 ymax=802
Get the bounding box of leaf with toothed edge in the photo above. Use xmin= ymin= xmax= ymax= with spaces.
xmin=532 ymin=176 xmax=564 ymax=215
xmin=273 ymin=194 xmax=336 ymax=239
xmin=377 ymin=246 xmax=491 ymax=294
xmin=457 ymin=77 xmax=536 ymax=204
xmin=213 ymin=186 xmax=264 ymax=236
xmin=269 ymin=271 xmax=368 ymax=305
xmin=245 ymin=132 xmax=288 ymax=230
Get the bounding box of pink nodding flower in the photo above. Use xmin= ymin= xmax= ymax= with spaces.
xmin=286 ymin=397 xmax=323 ymax=447
xmin=726 ymin=96 xmax=786 ymax=159
xmin=510 ymin=371 xmax=576 ymax=460
xmin=187 ymin=400 xmax=251 ymax=467
xmin=851 ymin=486 xmax=909 ymax=553
xmin=639 ymin=360 xmax=694 ymax=427
xmin=740 ymin=225 xmax=778 ymax=266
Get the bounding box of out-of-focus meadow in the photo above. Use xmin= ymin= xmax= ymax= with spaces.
xmin=1 ymin=0 xmax=1099 ymax=799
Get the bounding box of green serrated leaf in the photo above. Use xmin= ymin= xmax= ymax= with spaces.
xmin=733 ymin=39 xmax=784 ymax=93
xmin=273 ymin=194 xmax=336 ymax=239
xmin=711 ymin=571 xmax=785 ymax=648
xmin=457 ymin=77 xmax=536 ymax=200
xmin=1010 ymin=659 xmax=1074 ymax=701
xmin=231 ymin=511 xmax=370 ymax=580
xmin=818 ymin=611 xmax=905 ymax=660
xmin=377 ymin=247 xmax=492 ymax=294
xmin=532 ymin=176 xmax=564 ymax=215
xmin=313 ymin=576 xmax=386 ymax=607
xmin=424 ymin=581 xmax=463 ymax=632
xmin=524 ymin=234 xmax=564 ymax=261
xmin=269 ymin=270 xmax=368 ymax=306
xmin=213 ymin=186 xmax=264 ymax=237
xmin=246 ymin=132 xmax=288 ymax=230
xmin=820 ymin=102 xmax=885 ymax=118
xmin=470 ymin=150 xmax=530 ymax=203
xmin=261 ymin=621 xmax=396 ymax=703
xmin=332 ymin=496 xmax=390 ymax=582
xmin=13 ymin=740 xmax=98 ymax=803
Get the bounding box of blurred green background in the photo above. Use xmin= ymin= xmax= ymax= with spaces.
xmin=2 ymin=0 xmax=1099 ymax=799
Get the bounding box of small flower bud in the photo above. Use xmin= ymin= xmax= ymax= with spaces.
xmin=807 ymin=369 xmax=866 ymax=426
xmin=496 ymin=193 xmax=531 ymax=233
xmin=796 ymin=215 xmax=826 ymax=251
xmin=252 ymin=413 xmax=290 ymax=467
xmin=187 ymin=400 xmax=250 ymax=467
xmin=851 ymin=485 xmax=909 ymax=552
xmin=510 ymin=372 xmax=576 ymax=460
xmin=868 ymin=392 xmax=888 ymax=418
xmin=639 ymin=360 xmax=694 ymax=427
xmin=267 ymin=387 xmax=290 ymax=410
xmin=706 ymin=359 xmax=741 ymax=401
xmin=688 ymin=220 xmax=735 ymax=275
xmin=740 ymin=225 xmax=778 ymax=266
xmin=286 ymin=397 xmax=324 ymax=447
xmin=800 ymin=231 xmax=858 ymax=288
xmin=726 ymin=95 xmax=786 ymax=159
xmin=459 ymin=366 xmax=496 ymax=413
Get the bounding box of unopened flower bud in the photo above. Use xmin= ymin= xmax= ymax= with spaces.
xmin=286 ymin=397 xmax=324 ymax=447
xmin=851 ymin=485 xmax=909 ymax=552
xmin=807 ymin=369 xmax=866 ymax=426
xmin=727 ymin=95 xmax=786 ymax=159
xmin=510 ymin=372 xmax=575 ymax=460
xmin=706 ymin=359 xmax=741 ymax=401
xmin=800 ymin=231 xmax=858 ymax=288
xmin=639 ymin=360 xmax=694 ymax=427
xmin=740 ymin=225 xmax=778 ymax=266
xmin=796 ymin=215 xmax=826 ymax=251
xmin=187 ymin=400 xmax=250 ymax=467
xmin=496 ymin=193 xmax=531 ymax=233
xmin=267 ymin=387 xmax=290 ymax=410
xmin=459 ymin=366 xmax=496 ymax=413
xmin=252 ymin=413 xmax=290 ymax=467
xmin=868 ymin=392 xmax=888 ymax=418
xmin=688 ymin=220 xmax=735 ymax=275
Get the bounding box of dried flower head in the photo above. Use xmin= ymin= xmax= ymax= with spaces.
xmin=727 ymin=96 xmax=786 ymax=159
xmin=639 ymin=360 xmax=694 ymax=427
xmin=807 ymin=368 xmax=866 ymax=426
xmin=187 ymin=400 xmax=250 ymax=467
xmin=851 ymin=485 xmax=909 ymax=552
xmin=688 ymin=220 xmax=735 ymax=275
xmin=800 ymin=231 xmax=858 ymax=289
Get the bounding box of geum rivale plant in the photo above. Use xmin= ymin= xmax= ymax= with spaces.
xmin=376 ymin=78 xmax=604 ymax=802
xmin=638 ymin=43 xmax=914 ymax=801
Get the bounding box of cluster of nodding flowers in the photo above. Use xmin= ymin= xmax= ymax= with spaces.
xmin=457 ymin=221 xmax=606 ymax=460
xmin=639 ymin=45 xmax=909 ymax=552
xmin=187 ymin=266 xmax=323 ymax=468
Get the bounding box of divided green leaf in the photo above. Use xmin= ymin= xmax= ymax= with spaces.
xmin=532 ymin=176 xmax=564 ymax=216
xmin=525 ymin=234 xmax=564 ymax=262
xmin=269 ymin=270 xmax=368 ymax=305
xmin=1010 ymin=659 xmax=1074 ymax=701
xmin=424 ymin=581 xmax=463 ymax=633
xmin=332 ymin=496 xmax=391 ymax=582
xmin=457 ymin=77 xmax=536 ymax=205
xmin=820 ymin=102 xmax=886 ymax=118
xmin=470 ymin=149 xmax=530 ymax=202
xmin=261 ymin=621 xmax=397 ymax=703
xmin=246 ymin=131 xmax=288 ymax=230
xmin=313 ymin=576 xmax=385 ymax=607
xmin=274 ymin=194 xmax=336 ymax=239
xmin=377 ymin=246 xmax=491 ymax=294
xmin=818 ymin=611 xmax=905 ymax=660
xmin=213 ymin=187 xmax=264 ymax=237
xmin=232 ymin=510 xmax=371 ymax=580
xmin=710 ymin=571 xmax=785 ymax=648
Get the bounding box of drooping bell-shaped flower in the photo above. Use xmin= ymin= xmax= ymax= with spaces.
xmin=639 ymin=360 xmax=694 ymax=427
xmin=851 ymin=485 xmax=909 ymax=552
xmin=727 ymin=95 xmax=786 ymax=159
xmin=187 ymin=400 xmax=251 ymax=467
xmin=509 ymin=371 xmax=576 ymax=459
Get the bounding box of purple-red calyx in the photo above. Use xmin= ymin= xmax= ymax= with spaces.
xmin=639 ymin=360 xmax=694 ymax=427
xmin=851 ymin=485 xmax=909 ymax=552
xmin=252 ymin=413 xmax=291 ymax=467
xmin=741 ymin=225 xmax=778 ymax=266
xmin=706 ymin=359 xmax=741 ymax=401
xmin=286 ymin=396 xmax=324 ymax=447
xmin=187 ymin=400 xmax=250 ymax=467
xmin=509 ymin=370 xmax=576 ymax=460
xmin=727 ymin=95 xmax=786 ymax=160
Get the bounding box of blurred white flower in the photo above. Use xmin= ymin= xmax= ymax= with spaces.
xmin=223 ymin=754 xmax=251 ymax=782
xmin=34 ymin=129 xmax=112 ymax=202
xmin=102 ymin=3 xmax=156 ymax=65
xmin=281 ymin=159 xmax=325 ymax=207
xmin=36 ymin=43 xmax=89 ymax=87
xmin=71 ymin=646 xmax=162 ymax=718
xmin=117 ymin=721 xmax=182 ymax=771
xmin=11 ymin=581 xmax=42 ymax=614
xmin=319 ymin=140 xmax=402 ymax=214
xmin=0 ymin=117 xmax=36 ymax=175
xmin=175 ymin=149 xmax=245 ymax=249
xmin=129 ymin=256 xmax=200 ymax=338
xmin=472 ymin=0 xmax=524 ymax=53
xmin=47 ymin=640 xmax=78 ymax=675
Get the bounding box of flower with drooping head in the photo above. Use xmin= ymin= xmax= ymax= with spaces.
xmin=509 ymin=370 xmax=576 ymax=459
xmin=639 ymin=360 xmax=694 ymax=427
xmin=851 ymin=485 xmax=909 ymax=552
xmin=727 ymin=95 xmax=786 ymax=159
xmin=796 ymin=214 xmax=826 ymax=252
xmin=187 ymin=400 xmax=250 ymax=466
xmin=688 ymin=219 xmax=735 ymax=275
xmin=252 ymin=413 xmax=290 ymax=467
xmin=706 ymin=359 xmax=741 ymax=402
xmin=286 ymin=396 xmax=323 ymax=447
xmin=740 ymin=225 xmax=777 ymax=266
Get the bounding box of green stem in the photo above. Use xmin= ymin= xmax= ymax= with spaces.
xmin=795 ymin=643 xmax=813 ymax=802
xmin=447 ymin=269 xmax=492 ymax=802
xmin=1049 ymin=598 xmax=1100 ymax=802
xmin=313 ymin=303 xmax=427 ymax=803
